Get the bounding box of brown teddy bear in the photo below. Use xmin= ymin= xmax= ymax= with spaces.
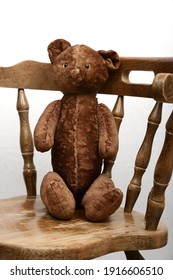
xmin=34 ymin=39 xmax=123 ymax=221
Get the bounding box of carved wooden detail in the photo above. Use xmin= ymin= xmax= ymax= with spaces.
xmin=112 ymin=95 xmax=124 ymax=131
xmin=145 ymin=111 xmax=173 ymax=230
xmin=17 ymin=89 xmax=36 ymax=197
xmin=152 ymin=73 xmax=173 ymax=103
xmin=1 ymin=58 xmax=173 ymax=102
xmin=124 ymin=102 xmax=163 ymax=213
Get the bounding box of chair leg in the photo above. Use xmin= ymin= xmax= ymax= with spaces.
xmin=124 ymin=250 xmax=145 ymax=260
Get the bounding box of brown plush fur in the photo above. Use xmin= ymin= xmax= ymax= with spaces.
xmin=34 ymin=39 xmax=123 ymax=221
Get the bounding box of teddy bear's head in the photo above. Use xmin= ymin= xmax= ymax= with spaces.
xmin=48 ymin=39 xmax=120 ymax=95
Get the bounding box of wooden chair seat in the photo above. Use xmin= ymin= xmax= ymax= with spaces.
xmin=0 ymin=196 xmax=167 ymax=260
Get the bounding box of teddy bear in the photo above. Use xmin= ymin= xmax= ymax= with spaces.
xmin=34 ymin=39 xmax=123 ymax=222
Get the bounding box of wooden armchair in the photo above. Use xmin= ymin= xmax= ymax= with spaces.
xmin=0 ymin=57 xmax=172 ymax=260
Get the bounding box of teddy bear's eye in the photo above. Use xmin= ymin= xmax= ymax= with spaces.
xmin=85 ymin=64 xmax=90 ymax=69
xmin=63 ymin=63 xmax=68 ymax=68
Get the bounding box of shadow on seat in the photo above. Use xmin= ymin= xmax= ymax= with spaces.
xmin=0 ymin=57 xmax=172 ymax=260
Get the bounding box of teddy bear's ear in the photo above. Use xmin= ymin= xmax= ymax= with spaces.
xmin=98 ymin=50 xmax=121 ymax=71
xmin=48 ymin=39 xmax=71 ymax=63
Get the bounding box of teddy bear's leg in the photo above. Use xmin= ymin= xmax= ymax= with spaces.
xmin=40 ymin=172 xmax=76 ymax=220
xmin=82 ymin=174 xmax=123 ymax=222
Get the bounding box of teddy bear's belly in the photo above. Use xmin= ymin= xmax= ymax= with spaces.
xmin=51 ymin=95 xmax=102 ymax=203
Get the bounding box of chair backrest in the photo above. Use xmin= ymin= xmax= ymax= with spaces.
xmin=0 ymin=57 xmax=173 ymax=231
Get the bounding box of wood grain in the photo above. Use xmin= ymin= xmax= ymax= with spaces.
xmin=0 ymin=56 xmax=172 ymax=259
xmin=0 ymin=57 xmax=173 ymax=102
xmin=145 ymin=111 xmax=173 ymax=230
xmin=102 ymin=57 xmax=173 ymax=103
xmin=17 ymin=89 xmax=36 ymax=196
xmin=0 ymin=196 xmax=168 ymax=260
xmin=124 ymin=102 xmax=163 ymax=213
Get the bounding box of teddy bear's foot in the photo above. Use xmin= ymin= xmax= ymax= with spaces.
xmin=40 ymin=172 xmax=76 ymax=220
xmin=82 ymin=174 xmax=123 ymax=222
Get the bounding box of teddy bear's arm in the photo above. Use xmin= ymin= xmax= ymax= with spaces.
xmin=34 ymin=100 xmax=61 ymax=152
xmin=97 ymin=103 xmax=119 ymax=178
xmin=97 ymin=103 xmax=118 ymax=161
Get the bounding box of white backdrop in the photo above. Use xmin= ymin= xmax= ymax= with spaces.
xmin=0 ymin=0 xmax=173 ymax=259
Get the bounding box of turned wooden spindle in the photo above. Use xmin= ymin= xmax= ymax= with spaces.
xmin=145 ymin=111 xmax=173 ymax=230
xmin=102 ymin=96 xmax=124 ymax=178
xmin=124 ymin=102 xmax=163 ymax=213
xmin=17 ymin=89 xmax=37 ymax=197
xmin=112 ymin=95 xmax=124 ymax=132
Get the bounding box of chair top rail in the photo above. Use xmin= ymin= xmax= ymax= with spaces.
xmin=0 ymin=57 xmax=173 ymax=103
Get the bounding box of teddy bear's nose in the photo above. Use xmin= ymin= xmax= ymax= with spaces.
xmin=69 ymin=67 xmax=84 ymax=82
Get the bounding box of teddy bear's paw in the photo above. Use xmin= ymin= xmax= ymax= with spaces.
xmin=40 ymin=172 xmax=76 ymax=220
xmin=82 ymin=174 xmax=123 ymax=222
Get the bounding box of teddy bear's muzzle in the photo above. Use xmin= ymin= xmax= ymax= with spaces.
xmin=69 ymin=67 xmax=85 ymax=85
